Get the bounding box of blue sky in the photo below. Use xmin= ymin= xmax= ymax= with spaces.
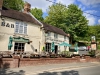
xmin=24 ymin=0 xmax=100 ymax=25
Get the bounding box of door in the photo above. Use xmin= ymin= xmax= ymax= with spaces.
xmin=55 ymin=45 xmax=58 ymax=54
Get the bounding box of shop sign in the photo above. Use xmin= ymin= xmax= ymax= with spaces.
xmin=1 ymin=21 xmax=14 ymax=28
xmin=46 ymin=37 xmax=63 ymax=44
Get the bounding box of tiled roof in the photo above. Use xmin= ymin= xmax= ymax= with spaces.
xmin=42 ymin=22 xmax=68 ymax=36
xmin=0 ymin=7 xmax=41 ymax=26
xmin=0 ymin=7 xmax=68 ymax=36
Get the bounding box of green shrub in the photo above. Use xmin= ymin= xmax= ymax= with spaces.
xmin=88 ymin=51 xmax=95 ymax=55
xmin=61 ymin=51 xmax=70 ymax=57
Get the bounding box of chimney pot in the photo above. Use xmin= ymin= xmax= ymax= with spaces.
xmin=23 ymin=2 xmax=31 ymax=13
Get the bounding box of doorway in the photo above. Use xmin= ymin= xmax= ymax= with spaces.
xmin=55 ymin=45 xmax=58 ymax=54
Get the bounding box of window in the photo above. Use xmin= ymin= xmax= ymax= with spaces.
xmin=64 ymin=36 xmax=66 ymax=40
xmin=47 ymin=32 xmax=51 ymax=36
xmin=46 ymin=43 xmax=51 ymax=52
xmin=54 ymin=33 xmax=58 ymax=39
xmin=15 ymin=22 xmax=27 ymax=34
xmin=14 ymin=43 xmax=25 ymax=53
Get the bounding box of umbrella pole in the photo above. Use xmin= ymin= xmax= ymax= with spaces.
xmin=64 ymin=46 xmax=66 ymax=55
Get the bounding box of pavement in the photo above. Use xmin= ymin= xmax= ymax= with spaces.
xmin=0 ymin=62 xmax=100 ymax=75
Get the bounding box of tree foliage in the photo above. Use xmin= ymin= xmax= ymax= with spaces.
xmin=44 ymin=4 xmax=88 ymax=42
xmin=88 ymin=25 xmax=100 ymax=40
xmin=44 ymin=3 xmax=68 ymax=31
xmin=3 ymin=0 xmax=24 ymax=11
xmin=66 ymin=4 xmax=88 ymax=41
xmin=31 ymin=8 xmax=44 ymax=21
xmin=78 ymin=25 xmax=100 ymax=42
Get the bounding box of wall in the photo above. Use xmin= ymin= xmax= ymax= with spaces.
xmin=42 ymin=31 xmax=69 ymax=53
xmin=0 ymin=17 xmax=41 ymax=53
xmin=0 ymin=57 xmax=99 ymax=68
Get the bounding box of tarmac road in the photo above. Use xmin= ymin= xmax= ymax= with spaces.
xmin=0 ymin=62 xmax=100 ymax=75
xmin=36 ymin=63 xmax=100 ymax=75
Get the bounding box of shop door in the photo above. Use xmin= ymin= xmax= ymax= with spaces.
xmin=14 ymin=43 xmax=25 ymax=54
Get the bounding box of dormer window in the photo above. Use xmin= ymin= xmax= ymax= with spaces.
xmin=64 ymin=36 xmax=66 ymax=41
xmin=54 ymin=33 xmax=58 ymax=39
xmin=47 ymin=32 xmax=51 ymax=36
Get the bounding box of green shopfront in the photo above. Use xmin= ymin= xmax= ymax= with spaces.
xmin=8 ymin=36 xmax=30 ymax=54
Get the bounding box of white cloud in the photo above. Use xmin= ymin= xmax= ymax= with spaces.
xmin=78 ymin=0 xmax=100 ymax=6
xmin=24 ymin=0 xmax=54 ymax=12
xmin=98 ymin=19 xmax=100 ymax=24
xmin=79 ymin=4 xmax=85 ymax=11
xmin=24 ymin=0 xmax=76 ymax=12
xmin=84 ymin=10 xmax=97 ymax=25
xmin=56 ymin=0 xmax=75 ymax=6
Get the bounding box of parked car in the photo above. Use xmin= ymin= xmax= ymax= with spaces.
xmin=78 ymin=46 xmax=87 ymax=51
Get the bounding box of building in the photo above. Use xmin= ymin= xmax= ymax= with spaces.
xmin=41 ymin=22 xmax=70 ymax=54
xmin=0 ymin=0 xmax=70 ymax=55
xmin=0 ymin=1 xmax=43 ymax=54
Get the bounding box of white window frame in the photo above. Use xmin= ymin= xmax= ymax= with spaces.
xmin=15 ymin=22 xmax=27 ymax=35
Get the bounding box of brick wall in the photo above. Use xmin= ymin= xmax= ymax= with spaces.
xmin=19 ymin=58 xmax=78 ymax=67
xmin=0 ymin=57 xmax=100 ymax=68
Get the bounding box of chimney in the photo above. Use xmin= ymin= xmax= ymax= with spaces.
xmin=0 ymin=0 xmax=3 ymax=10
xmin=23 ymin=2 xmax=31 ymax=13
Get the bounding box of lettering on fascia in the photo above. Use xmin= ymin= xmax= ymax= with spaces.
xmin=1 ymin=21 xmax=14 ymax=28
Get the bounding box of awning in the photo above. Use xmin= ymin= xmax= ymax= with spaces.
xmin=59 ymin=42 xmax=71 ymax=47
xmin=13 ymin=37 xmax=29 ymax=43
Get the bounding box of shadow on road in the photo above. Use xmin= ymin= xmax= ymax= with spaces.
xmin=0 ymin=58 xmax=25 ymax=75
xmin=38 ymin=70 xmax=79 ymax=75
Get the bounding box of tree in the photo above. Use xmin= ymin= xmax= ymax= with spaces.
xmin=88 ymin=25 xmax=100 ymax=40
xmin=44 ymin=3 xmax=68 ymax=31
xmin=3 ymin=0 xmax=24 ymax=11
xmin=31 ymin=8 xmax=44 ymax=21
xmin=44 ymin=4 xmax=88 ymax=43
xmin=66 ymin=4 xmax=88 ymax=42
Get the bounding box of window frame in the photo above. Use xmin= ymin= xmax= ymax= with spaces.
xmin=47 ymin=32 xmax=51 ymax=37
xmin=54 ymin=33 xmax=58 ymax=39
xmin=64 ymin=36 xmax=66 ymax=41
xmin=14 ymin=43 xmax=25 ymax=53
xmin=15 ymin=22 xmax=27 ymax=35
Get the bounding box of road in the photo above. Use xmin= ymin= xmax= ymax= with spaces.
xmin=0 ymin=62 xmax=100 ymax=75
xmin=36 ymin=65 xmax=100 ymax=75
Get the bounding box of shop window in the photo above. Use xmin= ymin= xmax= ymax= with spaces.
xmin=15 ymin=22 xmax=27 ymax=34
xmin=14 ymin=43 xmax=25 ymax=53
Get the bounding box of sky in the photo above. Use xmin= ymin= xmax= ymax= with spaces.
xmin=24 ymin=0 xmax=100 ymax=25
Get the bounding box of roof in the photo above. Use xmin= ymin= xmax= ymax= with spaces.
xmin=0 ymin=7 xmax=41 ymax=26
xmin=42 ymin=22 xmax=68 ymax=36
